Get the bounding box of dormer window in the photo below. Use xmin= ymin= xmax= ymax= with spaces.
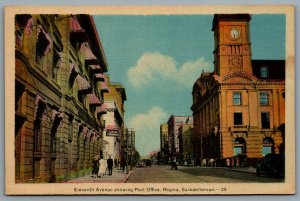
xmin=260 ymin=66 xmax=269 ymax=78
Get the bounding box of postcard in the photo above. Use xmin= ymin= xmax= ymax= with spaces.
xmin=5 ymin=5 xmax=295 ymax=195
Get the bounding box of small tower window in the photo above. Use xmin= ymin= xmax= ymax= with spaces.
xmin=260 ymin=67 xmax=269 ymax=78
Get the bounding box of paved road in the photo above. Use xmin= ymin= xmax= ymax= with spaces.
xmin=126 ymin=165 xmax=284 ymax=183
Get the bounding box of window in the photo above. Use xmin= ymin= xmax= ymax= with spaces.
xmin=260 ymin=92 xmax=268 ymax=105
xmin=234 ymin=112 xmax=243 ymax=125
xmin=234 ymin=146 xmax=243 ymax=155
xmin=260 ymin=67 xmax=269 ymax=78
xmin=78 ymin=92 xmax=85 ymax=104
xmin=262 ymin=138 xmax=274 ymax=156
xmin=68 ymin=115 xmax=74 ymax=141
xmin=233 ymin=92 xmax=241 ymax=105
xmin=261 ymin=112 xmax=270 ymax=129
xmin=35 ymin=23 xmax=51 ymax=65
xmin=52 ymin=48 xmax=60 ymax=81
xmin=234 ymin=138 xmax=246 ymax=156
xmin=89 ymin=105 xmax=96 ymax=114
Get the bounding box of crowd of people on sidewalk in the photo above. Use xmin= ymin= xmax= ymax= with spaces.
xmin=91 ymin=155 xmax=114 ymax=178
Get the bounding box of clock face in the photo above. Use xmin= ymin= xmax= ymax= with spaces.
xmin=230 ymin=28 xmax=240 ymax=39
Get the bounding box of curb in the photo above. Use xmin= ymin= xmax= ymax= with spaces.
xmin=226 ymin=168 xmax=256 ymax=174
xmin=121 ymin=170 xmax=132 ymax=183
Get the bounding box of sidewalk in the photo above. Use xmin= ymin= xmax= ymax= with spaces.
xmin=66 ymin=168 xmax=131 ymax=183
xmin=226 ymin=166 xmax=257 ymax=174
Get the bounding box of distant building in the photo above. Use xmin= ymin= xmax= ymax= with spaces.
xmin=15 ymin=14 xmax=109 ymax=182
xmin=178 ymin=124 xmax=194 ymax=165
xmin=191 ymin=14 xmax=285 ymax=166
xmin=125 ymin=128 xmax=136 ymax=165
xmin=160 ymin=123 xmax=168 ymax=163
xmin=103 ymin=76 xmax=127 ymax=161
xmin=167 ymin=115 xmax=193 ymax=161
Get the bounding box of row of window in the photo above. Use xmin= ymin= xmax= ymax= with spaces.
xmin=233 ymin=112 xmax=270 ymax=128
xmin=234 ymin=137 xmax=274 ymax=156
xmin=233 ymin=91 xmax=269 ymax=106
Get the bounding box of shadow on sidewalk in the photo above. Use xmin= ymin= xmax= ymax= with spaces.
xmin=66 ymin=168 xmax=131 ymax=183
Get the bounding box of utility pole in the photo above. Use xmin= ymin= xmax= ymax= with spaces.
xmin=126 ymin=128 xmax=129 ymax=174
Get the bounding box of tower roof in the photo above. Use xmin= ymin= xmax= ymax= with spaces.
xmin=212 ymin=14 xmax=251 ymax=31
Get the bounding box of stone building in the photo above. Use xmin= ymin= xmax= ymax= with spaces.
xmin=102 ymin=76 xmax=127 ymax=161
xmin=167 ymin=115 xmax=193 ymax=162
xmin=15 ymin=14 xmax=110 ymax=182
xmin=191 ymin=14 xmax=285 ymax=166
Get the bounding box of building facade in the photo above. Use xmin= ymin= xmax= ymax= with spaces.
xmin=167 ymin=115 xmax=193 ymax=162
xmin=15 ymin=14 xmax=110 ymax=182
xmin=103 ymin=78 xmax=127 ymax=163
xmin=191 ymin=14 xmax=285 ymax=166
xmin=178 ymin=124 xmax=194 ymax=165
xmin=102 ymin=77 xmax=127 ymax=161
xmin=160 ymin=123 xmax=169 ymax=163
xmin=125 ymin=128 xmax=136 ymax=167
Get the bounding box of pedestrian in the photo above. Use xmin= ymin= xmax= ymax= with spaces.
xmin=107 ymin=156 xmax=114 ymax=176
xmin=170 ymin=157 xmax=177 ymax=170
xmin=91 ymin=155 xmax=99 ymax=178
xmin=121 ymin=158 xmax=126 ymax=172
xmin=226 ymin=158 xmax=231 ymax=169
xmin=98 ymin=156 xmax=107 ymax=178
xmin=114 ymin=158 xmax=118 ymax=168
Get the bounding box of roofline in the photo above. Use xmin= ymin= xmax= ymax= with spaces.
xmin=212 ymin=14 xmax=251 ymax=31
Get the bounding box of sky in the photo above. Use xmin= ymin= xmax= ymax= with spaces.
xmin=93 ymin=14 xmax=285 ymax=156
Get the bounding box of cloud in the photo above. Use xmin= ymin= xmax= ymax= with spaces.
xmin=128 ymin=106 xmax=167 ymax=156
xmin=127 ymin=52 xmax=212 ymax=89
xmin=127 ymin=52 xmax=177 ymax=87
xmin=177 ymin=57 xmax=211 ymax=87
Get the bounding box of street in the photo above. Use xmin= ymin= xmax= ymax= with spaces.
xmin=126 ymin=165 xmax=284 ymax=183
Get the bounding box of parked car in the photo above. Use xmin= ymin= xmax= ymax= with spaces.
xmin=136 ymin=162 xmax=144 ymax=168
xmin=144 ymin=159 xmax=152 ymax=167
xmin=256 ymin=153 xmax=284 ymax=178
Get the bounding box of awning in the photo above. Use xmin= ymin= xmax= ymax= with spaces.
xmin=91 ymin=132 xmax=98 ymax=143
xmin=106 ymin=125 xmax=120 ymax=131
xmin=88 ymin=93 xmax=102 ymax=106
xmin=52 ymin=110 xmax=64 ymax=124
xmin=89 ymin=65 xmax=102 ymax=74
xmin=24 ymin=17 xmax=34 ymax=35
xmin=81 ymin=126 xmax=89 ymax=138
xmin=70 ymin=17 xmax=88 ymax=42
xmin=96 ymin=104 xmax=107 ymax=114
xmin=76 ymin=75 xmax=92 ymax=93
xmin=100 ymin=82 xmax=110 ymax=93
xmin=94 ymin=73 xmax=105 ymax=82
xmin=80 ymin=42 xmax=98 ymax=64
xmin=106 ymin=125 xmax=120 ymax=137
xmin=70 ymin=17 xmax=85 ymax=32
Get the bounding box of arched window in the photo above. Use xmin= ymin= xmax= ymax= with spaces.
xmin=262 ymin=137 xmax=274 ymax=156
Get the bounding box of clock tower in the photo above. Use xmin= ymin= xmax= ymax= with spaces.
xmin=212 ymin=14 xmax=252 ymax=76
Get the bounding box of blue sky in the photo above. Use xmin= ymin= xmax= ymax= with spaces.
xmin=93 ymin=14 xmax=285 ymax=156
